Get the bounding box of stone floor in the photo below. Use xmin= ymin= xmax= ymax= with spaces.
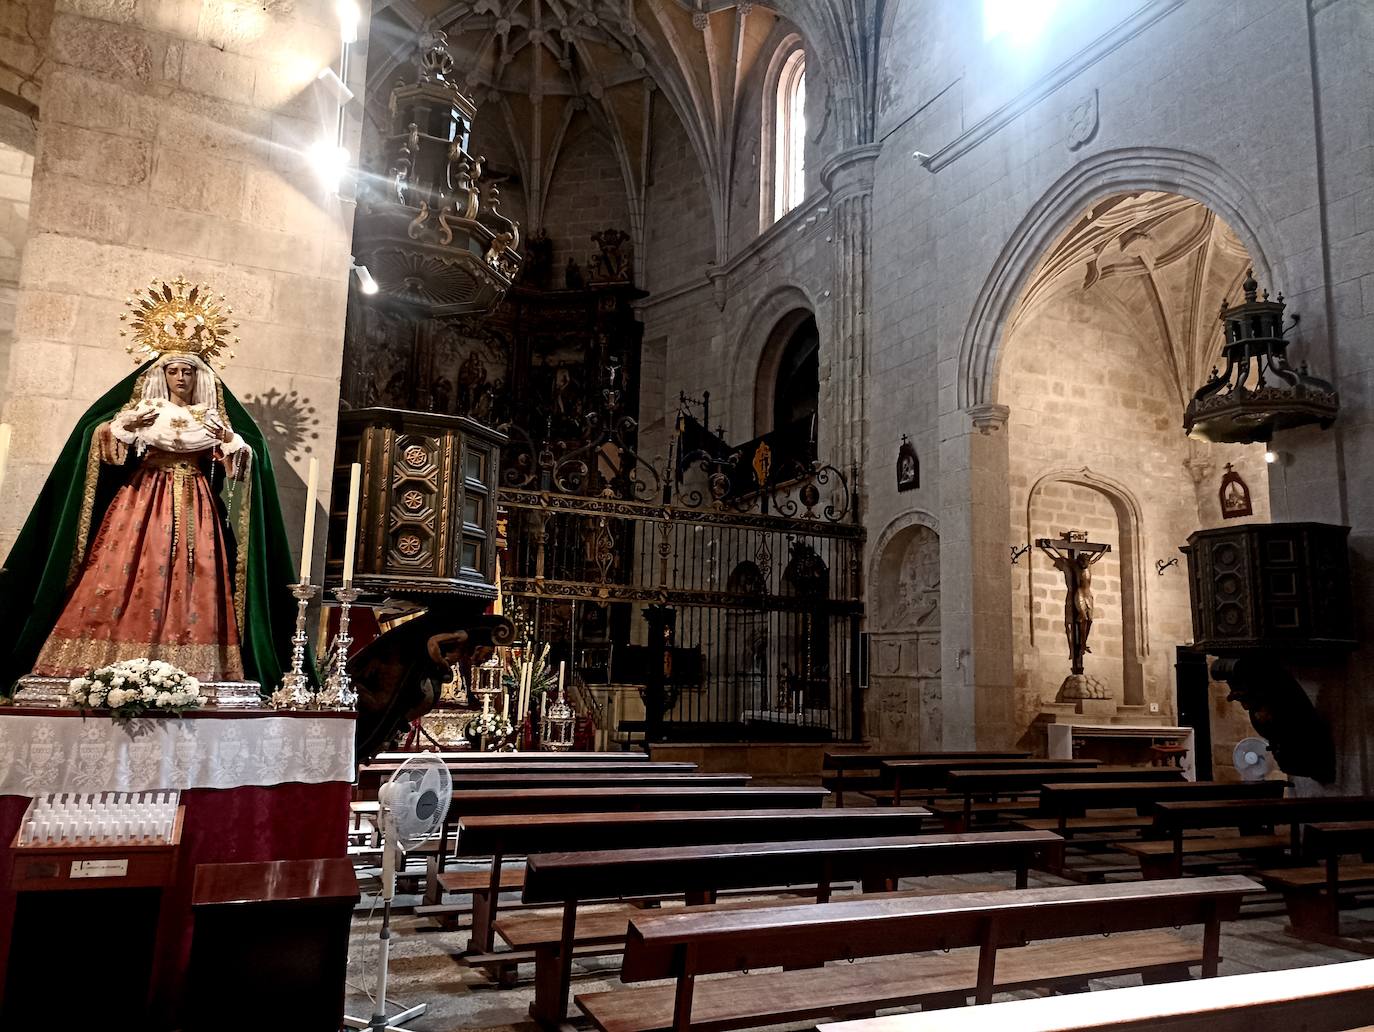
xmin=341 ymin=864 xmax=1374 ymax=1032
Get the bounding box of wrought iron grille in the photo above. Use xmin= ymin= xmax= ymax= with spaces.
xmin=499 ymin=485 xmax=865 ymax=741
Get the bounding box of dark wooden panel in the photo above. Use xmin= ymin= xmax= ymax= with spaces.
xmin=523 ymin=831 xmax=1061 ymax=905
xmin=456 ymin=807 xmax=930 ymax=857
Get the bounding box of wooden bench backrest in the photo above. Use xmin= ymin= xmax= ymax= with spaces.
xmin=456 ymin=807 xmax=929 ymax=858
xmin=446 ymin=772 xmax=748 ymax=789
xmin=522 ymin=830 xmax=1061 ymax=905
xmin=1304 ymin=820 xmax=1374 ymax=857
xmin=621 ymin=875 xmax=1255 ymax=981
xmin=373 ymin=751 xmax=648 ymax=762
xmin=880 ymin=758 xmax=1099 ymax=789
xmin=450 ymin=785 xmax=829 ymax=823
xmin=1154 ymin=796 xmax=1374 ymax=831
xmin=1038 ymin=779 xmax=1285 ymax=815
xmin=946 ymin=766 xmax=1183 ymax=792
xmin=823 ymin=751 xmax=1028 ymax=772
xmin=363 ymin=760 xmax=692 ymax=775
xmin=815 ymin=956 xmax=1374 ymax=1032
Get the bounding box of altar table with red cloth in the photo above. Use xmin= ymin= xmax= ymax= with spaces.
xmin=0 ymin=707 xmax=354 ymax=1027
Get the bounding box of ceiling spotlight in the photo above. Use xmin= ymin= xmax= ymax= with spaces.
xmin=352 ymin=261 xmax=379 ymax=295
xmin=316 ymin=66 xmax=355 ymax=103
xmin=308 ymin=138 xmax=351 ymax=192
xmin=1265 ymin=450 xmax=1278 ymax=464
xmin=336 ymin=0 xmax=361 ymax=44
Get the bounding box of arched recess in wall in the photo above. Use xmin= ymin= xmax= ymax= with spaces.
xmin=867 ymin=510 xmax=942 ymax=748
xmin=1023 ymin=468 xmax=1147 ymax=707
xmin=729 ymin=285 xmax=818 ymax=440
xmin=956 ymin=147 xmax=1282 ymax=412
xmin=758 ymin=32 xmax=805 ymax=233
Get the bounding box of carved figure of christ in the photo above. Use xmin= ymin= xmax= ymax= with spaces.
xmin=1034 ymin=531 xmax=1111 ymax=676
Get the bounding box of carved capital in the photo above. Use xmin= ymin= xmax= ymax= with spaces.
xmin=706 ymin=266 xmax=728 ymax=312
xmin=967 ymin=403 xmax=1010 ymax=435
xmin=1182 ymin=455 xmax=1213 ymax=485
xmin=819 ymin=144 xmax=882 ymax=201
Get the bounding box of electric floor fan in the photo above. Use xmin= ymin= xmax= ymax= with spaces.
xmin=1233 ymin=736 xmax=1275 ymax=782
xmin=345 ymin=754 xmax=452 ymax=1032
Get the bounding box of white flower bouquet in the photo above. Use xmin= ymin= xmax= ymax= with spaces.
xmin=465 ymin=711 xmax=515 ymax=743
xmin=66 ymin=658 xmax=205 ymax=722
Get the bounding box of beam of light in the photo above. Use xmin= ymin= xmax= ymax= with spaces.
xmin=352 ymin=261 xmax=379 ymax=295
xmin=336 ymin=0 xmax=361 ymax=44
xmin=308 ymin=137 xmax=352 ymax=192
xmin=983 ymin=0 xmax=1060 ymax=46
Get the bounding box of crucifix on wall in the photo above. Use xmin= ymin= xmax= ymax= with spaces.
xmin=1035 ymin=530 xmax=1111 ymax=703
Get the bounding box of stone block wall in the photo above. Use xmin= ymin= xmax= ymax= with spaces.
xmin=642 ymin=96 xmax=714 ymax=294
xmin=0 ymin=0 xmax=368 ymax=586
xmin=542 ymin=112 xmax=632 ymax=278
xmin=0 ymin=141 xmax=32 ymax=398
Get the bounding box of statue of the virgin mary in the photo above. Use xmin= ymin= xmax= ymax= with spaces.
xmin=0 ymin=278 xmax=304 ymax=693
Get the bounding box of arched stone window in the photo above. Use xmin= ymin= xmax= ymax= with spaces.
xmin=774 ymin=49 xmax=806 ymax=221
xmin=772 ymin=316 xmax=818 ymax=458
xmin=753 ymin=310 xmax=819 ymax=464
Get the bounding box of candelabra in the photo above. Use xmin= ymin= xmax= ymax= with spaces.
xmin=270 ymin=581 xmax=320 ymax=709
xmin=318 ymin=585 xmax=362 ymax=708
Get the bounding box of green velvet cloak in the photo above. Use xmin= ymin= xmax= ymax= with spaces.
xmin=0 ymin=362 xmax=310 ymax=694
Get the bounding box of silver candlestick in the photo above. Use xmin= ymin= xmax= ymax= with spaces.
xmin=270 ymin=581 xmax=321 ymax=710
xmin=318 ymin=584 xmax=362 ymax=709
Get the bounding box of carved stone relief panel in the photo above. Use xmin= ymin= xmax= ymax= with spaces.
xmin=869 ymin=522 xmax=942 ymax=748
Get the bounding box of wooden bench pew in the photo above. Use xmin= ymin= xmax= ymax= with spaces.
xmin=1260 ymin=820 xmax=1374 ymax=937
xmin=424 ymin=786 xmax=828 ymax=903
xmin=452 ymin=808 xmax=931 ymax=952
xmin=936 ymin=767 xmax=1185 ymax=831
xmin=373 ymin=750 xmax=648 ymax=762
xmin=357 ymin=759 xmax=695 ymax=796
xmin=822 ymin=751 xmax=1028 ymax=806
xmin=883 ymin=758 xmax=1100 ymax=807
xmin=360 ymin=770 xmax=741 ymax=801
xmin=816 ymin=956 xmax=1374 ymax=1032
xmin=1032 ymin=780 xmax=1287 ymax=834
xmin=575 ymin=875 xmax=1256 ymax=1032
xmin=517 ymin=829 xmax=1063 ymax=1025
xmin=1127 ymin=796 xmax=1374 ymax=880
xmin=1022 ymin=780 xmax=1286 ymax=879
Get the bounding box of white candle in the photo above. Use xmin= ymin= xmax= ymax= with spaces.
xmin=300 ymin=456 xmax=319 ymax=584
xmin=342 ymin=462 xmax=361 ymax=585
xmin=558 ymin=660 xmax=566 ymax=698
xmin=0 ymin=423 xmax=11 ymax=500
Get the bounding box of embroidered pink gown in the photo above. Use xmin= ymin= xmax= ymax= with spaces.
xmin=33 ymin=398 xmax=251 ymax=681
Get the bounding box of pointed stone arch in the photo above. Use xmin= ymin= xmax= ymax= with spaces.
xmin=956 ymin=147 xmax=1282 ymax=413
xmin=1023 ymin=467 xmax=1149 ymax=707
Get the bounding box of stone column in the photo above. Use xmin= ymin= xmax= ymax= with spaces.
xmin=938 ymin=402 xmax=1016 ymax=749
xmin=0 ymin=0 xmax=367 ymax=581
xmin=819 ymin=145 xmax=881 ymax=479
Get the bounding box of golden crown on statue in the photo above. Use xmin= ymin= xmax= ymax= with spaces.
xmin=119 ymin=276 xmax=240 ymax=367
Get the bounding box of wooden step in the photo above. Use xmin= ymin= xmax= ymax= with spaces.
xmin=575 ymin=930 xmax=1202 ymax=1032
xmin=1015 ymin=813 xmax=1153 ymax=834
xmin=437 ymin=867 xmax=526 ymax=894
xmin=1259 ymin=862 xmax=1374 ymax=892
xmin=1116 ymin=834 xmax=1288 ymax=858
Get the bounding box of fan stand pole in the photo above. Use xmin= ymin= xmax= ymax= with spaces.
xmin=344 ymin=810 xmax=428 ymax=1032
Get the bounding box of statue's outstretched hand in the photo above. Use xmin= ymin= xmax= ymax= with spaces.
xmin=95 ymin=423 xmax=128 ymax=465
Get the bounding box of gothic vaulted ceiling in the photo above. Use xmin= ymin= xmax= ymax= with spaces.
xmin=1011 ymin=192 xmax=1253 ymax=409
xmin=364 ymin=1 xmax=882 ymax=261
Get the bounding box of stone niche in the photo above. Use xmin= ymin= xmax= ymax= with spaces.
xmin=868 ymin=522 xmax=941 ymax=749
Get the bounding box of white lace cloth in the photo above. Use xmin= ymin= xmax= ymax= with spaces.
xmin=0 ymin=712 xmax=355 ymax=795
